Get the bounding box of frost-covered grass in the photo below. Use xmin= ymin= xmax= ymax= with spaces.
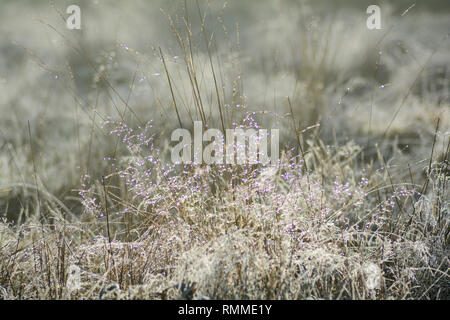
xmin=0 ymin=0 xmax=448 ymax=300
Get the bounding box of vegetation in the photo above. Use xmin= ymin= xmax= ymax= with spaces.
xmin=0 ymin=0 xmax=448 ymax=299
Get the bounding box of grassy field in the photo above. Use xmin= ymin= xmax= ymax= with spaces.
xmin=0 ymin=0 xmax=448 ymax=300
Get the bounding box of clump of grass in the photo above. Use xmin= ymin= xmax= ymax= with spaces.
xmin=1 ymin=117 xmax=447 ymax=299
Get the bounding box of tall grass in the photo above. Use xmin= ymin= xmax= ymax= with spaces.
xmin=0 ymin=0 xmax=448 ymax=300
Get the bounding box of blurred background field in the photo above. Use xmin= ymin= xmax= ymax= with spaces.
xmin=0 ymin=0 xmax=448 ymax=299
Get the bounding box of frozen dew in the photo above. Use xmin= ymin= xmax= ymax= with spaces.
xmin=363 ymin=262 xmax=381 ymax=290
xmin=66 ymin=265 xmax=81 ymax=293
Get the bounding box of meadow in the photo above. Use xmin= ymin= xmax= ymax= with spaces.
xmin=0 ymin=0 xmax=448 ymax=299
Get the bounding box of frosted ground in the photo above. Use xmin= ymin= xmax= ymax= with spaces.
xmin=0 ymin=0 xmax=448 ymax=299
